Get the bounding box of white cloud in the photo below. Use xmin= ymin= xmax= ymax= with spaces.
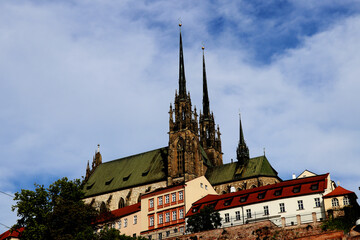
xmin=1 ymin=0 xmax=360 ymax=230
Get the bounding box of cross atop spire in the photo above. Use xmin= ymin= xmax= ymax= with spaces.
xmin=202 ymin=46 xmax=210 ymax=117
xmin=178 ymin=24 xmax=186 ymax=98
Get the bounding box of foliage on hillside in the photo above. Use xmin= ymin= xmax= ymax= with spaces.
xmin=186 ymin=205 xmax=222 ymax=233
xmin=11 ymin=177 xmax=144 ymax=240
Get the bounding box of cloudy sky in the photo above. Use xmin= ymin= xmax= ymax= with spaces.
xmin=1 ymin=0 xmax=360 ymax=232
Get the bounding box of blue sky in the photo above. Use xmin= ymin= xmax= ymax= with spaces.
xmin=1 ymin=0 xmax=360 ymax=233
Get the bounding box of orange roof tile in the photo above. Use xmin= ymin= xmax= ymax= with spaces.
xmin=323 ymin=186 xmax=356 ymax=198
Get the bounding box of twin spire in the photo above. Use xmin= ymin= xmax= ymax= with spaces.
xmin=178 ymin=24 xmax=187 ymax=99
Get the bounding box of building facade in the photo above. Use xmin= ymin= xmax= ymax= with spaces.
xmin=140 ymin=176 xmax=216 ymax=239
xmin=82 ymin=26 xmax=280 ymax=214
xmin=187 ymin=174 xmax=334 ymax=228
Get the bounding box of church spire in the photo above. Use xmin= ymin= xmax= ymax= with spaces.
xmin=202 ymin=47 xmax=210 ymax=117
xmin=236 ymin=113 xmax=249 ymax=165
xmin=178 ymin=24 xmax=186 ymax=98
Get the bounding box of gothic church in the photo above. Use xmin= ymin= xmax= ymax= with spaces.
xmin=83 ymin=26 xmax=281 ymax=211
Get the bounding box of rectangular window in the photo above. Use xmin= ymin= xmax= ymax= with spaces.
xmin=149 ymin=216 xmax=154 ymax=227
xmin=118 ymin=220 xmax=121 ymax=229
xmin=180 ymin=227 xmax=184 ymax=233
xmin=159 ymin=214 xmax=163 ymax=224
xmin=279 ymin=203 xmax=285 ymax=213
xmin=224 ymin=213 xmax=230 ymax=222
xmin=246 ymin=209 xmax=252 ymax=219
xmin=124 ymin=218 xmax=128 ymax=227
xmin=165 ymin=212 xmax=170 ymax=222
xmin=172 ymin=210 xmax=177 ymax=220
xmin=179 ymin=209 xmax=184 ymax=219
xmin=166 ymin=231 xmax=170 ymax=237
xmin=179 ymin=191 xmax=184 ymax=200
xmin=172 ymin=193 xmax=176 ymax=202
xmin=149 ymin=199 xmax=154 ymax=209
xmin=344 ymin=196 xmax=350 ymax=206
xmin=264 ymin=206 xmax=269 ymax=215
xmin=165 ymin=195 xmax=170 ymax=204
xmin=111 ymin=222 xmax=115 ymax=228
xmin=134 ymin=215 xmax=137 ymax=224
xmin=235 ymin=211 xmax=241 ymax=221
xmin=298 ymin=200 xmax=304 ymax=210
xmin=158 ymin=196 xmax=163 ymax=206
xmin=158 ymin=233 xmax=162 ymax=240
xmin=315 ymin=198 xmax=321 ymax=207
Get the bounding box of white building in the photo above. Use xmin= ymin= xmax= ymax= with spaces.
xmin=187 ymin=173 xmax=333 ymax=227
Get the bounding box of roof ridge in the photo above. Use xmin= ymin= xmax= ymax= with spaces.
xmin=102 ymin=146 xmax=168 ymax=165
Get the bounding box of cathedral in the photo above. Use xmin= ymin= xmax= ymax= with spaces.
xmin=83 ymin=26 xmax=281 ymax=211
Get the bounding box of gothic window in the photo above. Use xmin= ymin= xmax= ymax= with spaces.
xmin=118 ymin=197 xmax=125 ymax=209
xmin=177 ymin=140 xmax=185 ymax=174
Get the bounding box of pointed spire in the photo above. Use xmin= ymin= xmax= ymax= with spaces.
xmin=178 ymin=24 xmax=186 ymax=98
xmin=239 ymin=113 xmax=245 ymax=145
xmin=202 ymin=46 xmax=210 ymax=117
xmin=237 ymin=113 xmax=249 ymax=164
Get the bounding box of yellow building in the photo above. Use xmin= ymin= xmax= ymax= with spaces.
xmin=323 ymin=186 xmax=359 ymax=218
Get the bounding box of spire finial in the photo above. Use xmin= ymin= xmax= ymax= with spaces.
xmin=97 ymin=144 xmax=100 ymax=153
xmin=202 ymin=46 xmax=210 ymax=117
xmin=263 ymin=147 xmax=266 ymax=156
xmin=178 ymin=22 xmax=186 ymax=98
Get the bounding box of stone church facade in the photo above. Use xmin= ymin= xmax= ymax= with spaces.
xmin=83 ymin=26 xmax=281 ymax=211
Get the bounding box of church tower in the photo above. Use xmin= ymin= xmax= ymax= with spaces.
xmin=199 ymin=47 xmax=223 ymax=166
xmin=236 ymin=115 xmax=249 ymax=165
xmin=168 ymin=25 xmax=205 ymax=185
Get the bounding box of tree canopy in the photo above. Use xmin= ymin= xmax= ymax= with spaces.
xmin=186 ymin=205 xmax=222 ymax=233
xmin=11 ymin=177 xmax=144 ymax=240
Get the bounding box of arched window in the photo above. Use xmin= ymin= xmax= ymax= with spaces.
xmin=343 ymin=196 xmax=350 ymax=206
xmin=332 ymin=198 xmax=339 ymax=207
xmin=251 ymin=185 xmax=257 ymax=189
xmin=177 ymin=139 xmax=185 ymax=175
xmin=118 ymin=197 xmax=125 ymax=209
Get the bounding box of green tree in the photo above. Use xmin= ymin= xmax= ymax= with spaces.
xmin=186 ymin=205 xmax=222 ymax=233
xmin=12 ymin=178 xmax=98 ymax=240
xmin=12 ymin=177 xmax=147 ymax=240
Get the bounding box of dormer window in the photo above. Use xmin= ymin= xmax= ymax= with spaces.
xmin=293 ymin=186 xmax=301 ymax=193
xmin=274 ymin=189 xmax=282 ymax=196
xmin=311 ymin=184 xmax=319 ymax=190
xmin=224 ymin=199 xmax=232 ymax=206
xmin=240 ymin=195 xmax=248 ymax=203
xmin=257 ymin=192 xmax=266 ymax=199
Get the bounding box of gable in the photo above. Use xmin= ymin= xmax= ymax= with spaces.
xmin=83 ymin=147 xmax=168 ymax=197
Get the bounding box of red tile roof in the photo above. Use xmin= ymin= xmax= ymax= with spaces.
xmin=323 ymin=186 xmax=356 ymax=198
xmin=96 ymin=203 xmax=141 ymax=224
xmin=0 ymin=228 xmax=24 ymax=240
xmin=187 ymin=173 xmax=329 ymax=217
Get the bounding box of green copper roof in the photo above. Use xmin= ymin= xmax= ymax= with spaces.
xmin=83 ymin=147 xmax=168 ymax=197
xmin=83 ymin=146 xmax=211 ymax=197
xmin=205 ymin=155 xmax=279 ymax=185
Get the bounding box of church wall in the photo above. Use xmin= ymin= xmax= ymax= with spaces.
xmin=213 ymin=176 xmax=280 ymax=194
xmin=83 ymin=181 xmax=167 ymax=211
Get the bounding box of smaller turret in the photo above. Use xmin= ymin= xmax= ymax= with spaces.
xmin=85 ymin=144 xmax=102 ymax=181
